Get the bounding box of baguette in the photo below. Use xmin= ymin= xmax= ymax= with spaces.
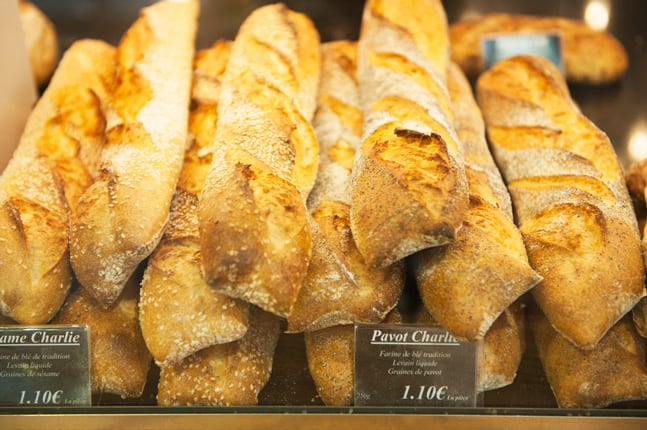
xmin=287 ymin=41 xmax=404 ymax=332
xmin=157 ymin=306 xmax=281 ymax=406
xmin=532 ymin=311 xmax=647 ymax=408
xmin=0 ymin=39 xmax=115 ymax=324
xmin=413 ymin=62 xmax=541 ymax=341
xmin=139 ymin=41 xmax=249 ymax=367
xmin=624 ymin=158 xmax=647 ymax=337
xmin=304 ymin=310 xmax=402 ymax=406
xmin=476 ymin=55 xmax=646 ymax=349
xmin=70 ymin=0 xmax=199 ymax=306
xmin=449 ymin=13 xmax=628 ymax=85
xmin=413 ymin=304 xmax=525 ymax=393
xmin=198 ymin=4 xmax=321 ymax=318
xmin=52 ymin=271 xmax=152 ymax=399
xmin=350 ymin=0 xmax=469 ymax=268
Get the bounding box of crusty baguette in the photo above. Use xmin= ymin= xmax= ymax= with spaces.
xmin=413 ymin=62 xmax=541 ymax=341
xmin=532 ymin=311 xmax=647 ymax=408
xmin=157 ymin=306 xmax=281 ymax=406
xmin=304 ymin=324 xmax=354 ymax=406
xmin=70 ymin=0 xmax=199 ymax=306
xmin=0 ymin=39 xmax=115 ymax=324
xmin=198 ymin=4 xmax=320 ymax=318
xmin=139 ymin=40 xmax=249 ymax=367
xmin=304 ymin=310 xmax=402 ymax=406
xmin=52 ymin=271 xmax=152 ymax=399
xmin=19 ymin=0 xmax=59 ymax=87
xmin=287 ymin=41 xmax=404 ymax=332
xmin=475 ymin=301 xmax=525 ymax=392
xmin=624 ymin=158 xmax=647 ymax=338
xmin=449 ymin=13 xmax=628 ymax=85
xmin=350 ymin=0 xmax=469 ymax=268
xmin=413 ymin=304 xmax=524 ymax=393
xmin=476 ymin=55 xmax=646 ymax=349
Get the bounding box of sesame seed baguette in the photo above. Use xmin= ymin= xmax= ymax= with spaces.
xmin=449 ymin=13 xmax=629 ymax=86
xmin=198 ymin=4 xmax=321 ymax=318
xmin=157 ymin=306 xmax=281 ymax=406
xmin=52 ymin=270 xmax=152 ymax=399
xmin=476 ymin=55 xmax=646 ymax=349
xmin=70 ymin=0 xmax=199 ymax=306
xmin=412 ymin=62 xmax=541 ymax=341
xmin=139 ymin=41 xmax=249 ymax=367
xmin=0 ymin=39 xmax=115 ymax=324
xmin=287 ymin=41 xmax=404 ymax=333
xmin=350 ymin=0 xmax=469 ymax=268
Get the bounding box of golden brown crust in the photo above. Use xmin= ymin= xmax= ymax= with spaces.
xmin=198 ymin=4 xmax=320 ymax=317
xmin=476 ymin=302 xmax=525 ymax=392
xmin=413 ymin=305 xmax=523 ymax=392
xmin=139 ymin=41 xmax=249 ymax=366
xmin=304 ymin=310 xmax=403 ymax=406
xmin=288 ymin=201 xmax=404 ymax=332
xmin=19 ymin=0 xmax=59 ymax=87
xmin=52 ymin=274 xmax=152 ymax=399
xmin=624 ymin=159 xmax=647 ymax=337
xmin=0 ymin=39 xmax=115 ymax=324
xmin=532 ymin=312 xmax=647 ymax=408
xmin=287 ymin=41 xmax=404 ymax=332
xmin=156 ymin=306 xmax=281 ymax=406
xmin=634 ymin=298 xmax=647 ymax=338
xmin=413 ymin=62 xmax=540 ymax=341
xmin=449 ymin=13 xmax=628 ymax=85
xmin=476 ymin=55 xmax=646 ymax=349
xmin=70 ymin=0 xmax=199 ymax=306
xmin=304 ymin=325 xmax=354 ymax=406
xmin=350 ymin=0 xmax=469 ymax=267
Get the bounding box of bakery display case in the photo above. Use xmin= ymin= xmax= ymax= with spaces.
xmin=2 ymin=0 xmax=647 ymax=428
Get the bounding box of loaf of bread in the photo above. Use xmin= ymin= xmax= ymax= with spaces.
xmin=413 ymin=62 xmax=541 ymax=341
xmin=198 ymin=3 xmax=321 ymax=318
xmin=0 ymin=39 xmax=115 ymax=324
xmin=449 ymin=13 xmax=628 ymax=85
xmin=304 ymin=310 xmax=403 ymax=406
xmin=413 ymin=303 xmax=524 ymax=392
xmin=476 ymin=55 xmax=646 ymax=349
xmin=624 ymin=158 xmax=647 ymax=338
xmin=69 ymin=0 xmax=199 ymax=306
xmin=532 ymin=311 xmax=647 ymax=408
xmin=476 ymin=301 xmax=525 ymax=392
xmin=157 ymin=306 xmax=281 ymax=406
xmin=139 ymin=41 xmax=249 ymax=367
xmin=349 ymin=0 xmax=469 ymax=268
xmin=19 ymin=0 xmax=59 ymax=87
xmin=52 ymin=270 xmax=152 ymax=399
xmin=287 ymin=41 xmax=404 ymax=333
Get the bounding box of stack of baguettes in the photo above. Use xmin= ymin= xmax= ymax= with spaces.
xmin=476 ymin=55 xmax=647 ymax=408
xmin=4 ymin=0 xmax=647 ymax=409
xmin=0 ymin=37 xmax=114 ymax=325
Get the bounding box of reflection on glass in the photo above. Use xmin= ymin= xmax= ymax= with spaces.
xmin=584 ymin=0 xmax=610 ymax=31
xmin=628 ymin=118 xmax=647 ymax=162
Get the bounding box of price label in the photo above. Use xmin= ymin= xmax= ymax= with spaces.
xmin=0 ymin=325 xmax=91 ymax=406
xmin=481 ymin=32 xmax=563 ymax=72
xmin=354 ymin=325 xmax=477 ymax=406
